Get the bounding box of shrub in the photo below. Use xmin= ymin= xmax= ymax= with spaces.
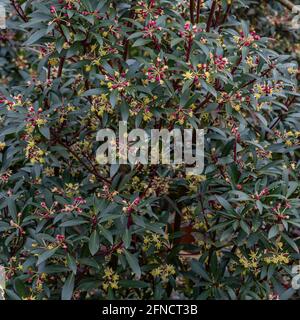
xmin=0 ymin=0 xmax=299 ymax=300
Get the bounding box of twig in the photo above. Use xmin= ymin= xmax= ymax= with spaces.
xmin=190 ymin=0 xmax=195 ymax=24
xmin=51 ymin=130 xmax=111 ymax=185
xmin=218 ymin=2 xmax=232 ymax=31
xmin=269 ymin=96 xmax=296 ymax=130
xmin=206 ymin=0 xmax=217 ymax=32
xmin=11 ymin=0 xmax=28 ymax=22
xmin=196 ymin=0 xmax=202 ymax=23
xmin=57 ymin=56 xmax=66 ymax=78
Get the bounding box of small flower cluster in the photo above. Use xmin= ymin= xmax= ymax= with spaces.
xmin=246 ymin=55 xmax=260 ymax=68
xmin=183 ymin=63 xmax=214 ymax=86
xmin=238 ymin=250 xmax=260 ymax=272
xmin=0 ymin=170 xmax=12 ymax=184
xmin=12 ymin=53 xmax=29 ymax=70
xmin=25 ymin=140 xmax=46 ymax=165
xmin=99 ymin=184 xmax=119 ymax=201
xmin=237 ymin=241 xmax=290 ymax=275
xmin=130 ymin=176 xmax=148 ymax=192
xmin=233 ymin=30 xmax=261 ymax=48
xmin=179 ymin=21 xmax=202 ymax=39
xmin=122 ymin=197 xmax=141 ymax=214
xmin=145 ymin=176 xmax=170 ymax=197
xmin=168 ymin=106 xmax=194 ymax=125
xmin=214 ymin=55 xmax=229 ymax=71
xmin=129 ymin=96 xmax=159 ymax=123
xmin=61 ymin=197 xmax=86 ymax=214
xmin=22 ymin=105 xmax=48 ymax=164
xmin=272 ymin=202 xmax=291 ymax=221
xmin=145 ymin=58 xmax=168 ymax=84
xmin=143 ymin=20 xmax=162 ymax=39
xmin=55 ymin=234 xmax=67 ymax=249
xmin=143 ymin=232 xmax=165 ymax=251
xmin=151 ymin=264 xmax=176 ymax=282
xmin=104 ymin=71 xmax=130 ymax=92
xmin=274 ymin=130 xmax=300 ymax=147
xmin=102 ymin=267 xmax=119 ymax=291
xmin=36 ymin=201 xmax=59 ymax=219
xmin=186 ymin=175 xmax=206 ymax=193
xmin=252 ymin=187 xmax=269 ymax=200
xmin=91 ymin=94 xmax=113 ymax=117
xmin=25 ymin=106 xmax=47 ymax=134
xmin=1 ymin=94 xmax=23 ymax=111
xmin=263 ymin=241 xmax=290 ymax=265
xmin=135 ymin=0 xmax=164 ymax=22
xmin=252 ymin=81 xmax=283 ymax=99
xmin=264 ymin=253 xmax=289 ymax=265
xmin=58 ymin=0 xmax=81 ymax=11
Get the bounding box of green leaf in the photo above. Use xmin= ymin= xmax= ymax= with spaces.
xmin=282 ymin=233 xmax=299 ymax=253
xmin=119 ymin=280 xmax=149 ymax=289
xmin=67 ymin=254 xmax=77 ymax=274
xmin=132 ymin=38 xmax=152 ymax=47
xmin=99 ymin=225 xmax=113 ymax=245
xmin=39 ymin=126 xmax=50 ymax=140
xmin=25 ymin=29 xmax=47 ymax=45
xmin=215 ymin=195 xmax=233 ymax=212
xmin=122 ymin=229 xmax=131 ymax=249
xmin=268 ymin=225 xmax=279 ymax=239
xmin=240 ymin=221 xmax=250 ymax=234
xmin=37 ymin=247 xmax=58 ymax=265
xmin=61 ymin=273 xmax=75 ymax=300
xmin=7 ymin=198 xmax=17 ymax=220
xmin=89 ymin=230 xmax=100 ymax=256
xmin=286 ymin=182 xmax=298 ymax=198
xmin=124 ymin=249 xmax=141 ymax=279
xmin=190 ymin=260 xmax=211 ymax=282
xmin=59 ymin=220 xmax=87 ymax=227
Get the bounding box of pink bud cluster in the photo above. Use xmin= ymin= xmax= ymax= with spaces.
xmin=61 ymin=197 xmax=86 ymax=214
xmin=179 ymin=21 xmax=202 ymax=38
xmin=146 ymin=58 xmax=168 ymax=83
xmin=254 ymin=188 xmax=269 ymax=200
xmin=123 ymin=197 xmax=141 ymax=214
xmin=136 ymin=1 xmax=163 ymax=19
xmin=214 ymin=55 xmax=229 ymax=71
xmin=50 ymin=6 xmax=56 ymax=14
xmin=272 ymin=202 xmax=291 ymax=220
xmin=236 ymin=30 xmax=261 ymax=47
xmin=143 ymin=20 xmax=162 ymax=39
xmin=56 ymin=234 xmax=68 ymax=249
xmin=50 ymin=3 xmax=100 ymax=19
xmin=58 ymin=0 xmax=81 ymax=10
xmin=231 ymin=126 xmax=241 ymax=142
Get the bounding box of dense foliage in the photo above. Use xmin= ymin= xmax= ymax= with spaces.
xmin=0 ymin=0 xmax=300 ymax=300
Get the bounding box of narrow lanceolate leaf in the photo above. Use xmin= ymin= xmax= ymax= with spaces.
xmin=61 ymin=273 xmax=75 ymax=300
xmin=89 ymin=230 xmax=100 ymax=256
xmin=25 ymin=29 xmax=47 ymax=45
xmin=66 ymin=254 xmax=77 ymax=274
xmin=268 ymin=225 xmax=279 ymax=239
xmin=124 ymin=250 xmax=141 ymax=279
xmin=282 ymin=234 xmax=299 ymax=253
xmin=37 ymin=248 xmax=58 ymax=266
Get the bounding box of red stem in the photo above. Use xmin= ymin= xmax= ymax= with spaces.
xmin=206 ymin=0 xmax=217 ymax=32
xmin=196 ymin=0 xmax=202 ymax=23
xmin=185 ymin=35 xmax=193 ymax=62
xmin=190 ymin=0 xmax=195 ymax=24
xmin=234 ymin=139 xmax=237 ymax=162
xmin=11 ymin=0 xmax=28 ymax=22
